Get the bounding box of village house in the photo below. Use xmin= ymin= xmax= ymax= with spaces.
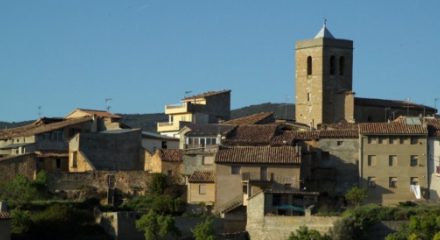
xmin=214 ymin=145 xmax=302 ymax=214
xmin=68 ymin=128 xmax=143 ymax=172
xmin=157 ymin=90 xmax=231 ymax=138
xmin=359 ymin=120 xmax=429 ymax=204
xmin=144 ymin=148 xmax=183 ymax=178
xmin=187 ymin=170 xmax=215 ymax=205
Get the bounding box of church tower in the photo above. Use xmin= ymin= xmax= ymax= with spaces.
xmin=295 ymin=22 xmax=355 ymax=127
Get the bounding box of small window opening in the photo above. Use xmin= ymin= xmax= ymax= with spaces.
xmin=330 ymin=55 xmax=336 ymax=75
xmin=307 ymin=56 xmax=312 ymax=76
xmin=339 ymin=56 xmax=345 ymax=75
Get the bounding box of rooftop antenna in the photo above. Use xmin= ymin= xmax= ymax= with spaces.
xmin=105 ymin=98 xmax=112 ymax=112
xmin=324 ymin=18 xmax=327 ymax=27
xmin=37 ymin=106 xmax=42 ymax=119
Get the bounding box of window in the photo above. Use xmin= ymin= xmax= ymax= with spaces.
xmin=389 ymin=137 xmax=396 ymax=144
xmin=307 ymin=56 xmax=312 ymax=76
xmin=368 ymin=137 xmax=377 ymax=144
xmin=368 ymin=177 xmax=376 ymax=188
xmin=339 ymin=56 xmax=345 ymax=75
xmin=378 ymin=137 xmax=386 ymax=144
xmin=242 ymin=184 xmax=248 ymax=194
xmin=56 ymin=159 xmax=61 ymax=169
xmin=203 ymin=156 xmax=214 ymax=165
xmin=337 ymin=141 xmax=343 ymax=146
xmin=399 ymin=137 xmax=406 ymax=144
xmin=199 ymin=184 xmax=206 ymax=195
xmin=367 ymin=155 xmax=377 ymax=166
xmin=307 ymin=92 xmax=311 ymax=102
xmin=167 ymin=170 xmax=172 ymax=176
xmin=389 ymin=177 xmax=398 ymax=188
xmin=330 ymin=55 xmax=336 ymax=75
xmin=410 ymin=137 xmax=418 ymax=145
xmin=260 ymin=167 xmax=267 ymax=181
xmin=410 ymin=177 xmax=419 ymax=185
xmin=200 ymin=138 xmax=205 ymax=147
xmin=72 ymin=152 xmax=78 ymax=168
xmin=161 ymin=141 xmax=167 ymax=149
xmin=231 ymin=166 xmax=240 ymax=175
xmin=389 ymin=155 xmax=397 ymax=167
xmin=410 ymin=155 xmax=419 ymax=167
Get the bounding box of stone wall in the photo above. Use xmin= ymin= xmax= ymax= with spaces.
xmin=47 ymin=171 xmax=150 ymax=196
xmin=247 ymin=191 xmax=339 ymax=240
xmin=0 ymin=154 xmax=37 ymax=181
xmin=0 ymin=218 xmax=11 ymax=240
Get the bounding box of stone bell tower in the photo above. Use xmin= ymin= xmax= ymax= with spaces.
xmin=295 ymin=22 xmax=355 ymax=128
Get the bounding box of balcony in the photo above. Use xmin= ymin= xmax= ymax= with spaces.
xmin=241 ymin=172 xmax=296 ymax=185
xmin=157 ymin=121 xmax=190 ymax=133
xmin=165 ymin=102 xmax=194 ymax=114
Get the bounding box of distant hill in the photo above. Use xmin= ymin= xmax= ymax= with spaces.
xmin=231 ymin=102 xmax=295 ymax=120
xmin=0 ymin=120 xmax=33 ymax=130
xmin=0 ymin=103 xmax=295 ymax=132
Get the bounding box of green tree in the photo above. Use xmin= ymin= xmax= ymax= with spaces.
xmin=288 ymin=226 xmax=330 ymax=240
xmin=136 ymin=210 xmax=180 ymax=240
xmin=148 ymin=173 xmax=168 ymax=195
xmin=345 ymin=187 xmax=367 ymax=207
xmin=192 ymin=217 xmax=216 ymax=240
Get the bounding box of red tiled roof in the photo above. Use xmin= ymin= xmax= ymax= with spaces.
xmin=270 ymin=131 xmax=296 ymax=145
xmin=215 ymin=145 xmax=301 ymax=164
xmin=0 ymin=116 xmax=92 ymax=139
xmin=158 ymin=149 xmax=183 ymax=162
xmin=223 ymin=112 xmax=275 ymax=125
xmin=359 ymin=123 xmax=427 ymax=135
xmin=319 ymin=129 xmax=358 ymax=138
xmin=182 ymin=90 xmax=230 ymax=100
xmin=188 ymin=171 xmax=215 ymax=183
xmin=223 ymin=124 xmax=279 ymax=145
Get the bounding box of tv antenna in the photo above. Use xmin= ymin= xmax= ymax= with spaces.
xmin=37 ymin=106 xmax=42 ymax=118
xmin=105 ymin=98 xmax=112 ymax=112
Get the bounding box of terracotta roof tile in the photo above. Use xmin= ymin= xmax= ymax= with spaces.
xmin=223 ymin=112 xmax=275 ymax=125
xmin=158 ymin=149 xmax=183 ymax=162
xmin=359 ymin=122 xmax=427 ymax=135
xmin=185 ymin=124 xmax=236 ymax=136
xmin=215 ymin=145 xmax=301 ymax=164
xmin=223 ymin=124 xmax=279 ymax=145
xmin=182 ymin=90 xmax=230 ymax=100
xmin=188 ymin=171 xmax=215 ymax=183
xmin=319 ymin=129 xmax=358 ymax=138
xmin=0 ymin=116 xmax=92 ymax=139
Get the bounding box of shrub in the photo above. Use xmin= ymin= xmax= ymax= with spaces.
xmin=288 ymin=226 xmax=331 ymax=240
xmin=136 ymin=210 xmax=180 ymax=240
xmin=192 ymin=217 xmax=216 ymax=240
xmin=344 ymin=187 xmax=367 ymax=207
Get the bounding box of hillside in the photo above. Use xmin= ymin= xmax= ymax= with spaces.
xmin=1 ymin=103 xmax=295 ymax=132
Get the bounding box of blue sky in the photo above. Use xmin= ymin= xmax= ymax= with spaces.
xmin=1 ymin=0 xmax=439 ymax=122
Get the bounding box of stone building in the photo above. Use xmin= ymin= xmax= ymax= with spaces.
xmin=214 ymin=145 xmax=302 ymax=214
xmin=187 ymin=171 xmax=215 ymax=205
xmin=157 ymin=90 xmax=231 ymax=138
xmin=144 ymin=149 xmax=183 ymax=177
xmin=359 ymin=121 xmax=429 ymax=204
xmin=68 ymin=129 xmax=143 ymax=172
xmin=295 ymin=24 xmax=436 ymax=127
